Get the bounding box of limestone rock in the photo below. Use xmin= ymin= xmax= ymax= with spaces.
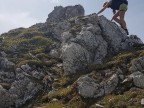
xmin=95 ymin=104 xmax=104 ymax=108
xmin=47 ymin=5 xmax=84 ymax=23
xmin=49 ymin=49 xmax=60 ymax=58
xmin=62 ymin=43 xmax=92 ymax=74
xmin=0 ymin=57 xmax=15 ymax=70
xmin=62 ymin=14 xmax=141 ymax=75
xmin=129 ymin=56 xmax=144 ymax=73
xmin=0 ymin=85 xmax=17 ymax=108
xmin=0 ymin=51 xmax=7 ymax=57
xmin=0 ymin=4 xmax=144 ymax=108
xmin=44 ymin=8 xmax=143 ymax=75
xmin=52 ymin=21 xmax=71 ymax=40
xmin=77 ymin=76 xmax=104 ymax=98
xmin=104 ymin=74 xmax=119 ymax=94
xmin=21 ymin=64 xmax=31 ymax=72
xmin=141 ymin=98 xmax=144 ymax=106
xmin=77 ymin=74 xmax=118 ymax=98
xmin=130 ymin=72 xmax=144 ymax=88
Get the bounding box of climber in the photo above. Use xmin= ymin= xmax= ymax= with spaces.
xmin=96 ymin=0 xmax=129 ymax=35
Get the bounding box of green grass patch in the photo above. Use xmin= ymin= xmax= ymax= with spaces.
xmin=16 ymin=59 xmax=57 ymax=68
xmin=48 ymin=86 xmax=73 ymax=100
xmin=65 ymin=96 xmax=86 ymax=108
xmin=95 ymin=88 xmax=144 ymax=108
xmin=41 ymin=100 xmax=64 ymax=108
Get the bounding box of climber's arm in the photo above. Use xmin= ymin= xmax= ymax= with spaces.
xmin=97 ymin=2 xmax=110 ymax=15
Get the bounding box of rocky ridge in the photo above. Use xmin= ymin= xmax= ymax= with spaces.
xmin=0 ymin=4 xmax=144 ymax=108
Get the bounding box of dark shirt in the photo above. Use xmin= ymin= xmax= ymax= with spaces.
xmin=109 ymin=0 xmax=128 ymax=10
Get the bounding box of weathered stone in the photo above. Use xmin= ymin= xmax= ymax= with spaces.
xmin=49 ymin=49 xmax=60 ymax=58
xmin=9 ymin=78 xmax=42 ymax=107
xmin=104 ymin=74 xmax=119 ymax=94
xmin=130 ymin=72 xmax=144 ymax=88
xmin=52 ymin=21 xmax=71 ymax=40
xmin=0 ymin=51 xmax=7 ymax=57
xmin=0 ymin=4 xmax=144 ymax=108
xmin=99 ymin=16 xmax=127 ymax=52
xmin=61 ymin=14 xmax=143 ymax=75
xmin=0 ymin=85 xmax=17 ymax=108
xmin=95 ymin=104 xmax=104 ymax=108
xmin=77 ymin=76 xmax=104 ymax=98
xmin=47 ymin=5 xmax=84 ymax=23
xmin=77 ymin=74 xmax=118 ymax=98
xmin=62 ymin=43 xmax=92 ymax=74
xmin=141 ymin=98 xmax=144 ymax=106
xmin=32 ymin=70 xmax=45 ymax=80
xmin=21 ymin=64 xmax=31 ymax=72
xmin=0 ymin=57 xmax=15 ymax=70
xmin=129 ymin=56 xmax=144 ymax=73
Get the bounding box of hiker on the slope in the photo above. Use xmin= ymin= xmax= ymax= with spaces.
xmin=96 ymin=0 xmax=129 ymax=35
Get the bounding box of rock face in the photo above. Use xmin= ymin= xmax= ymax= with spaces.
xmin=0 ymin=56 xmax=43 ymax=107
xmin=41 ymin=5 xmax=142 ymax=75
xmin=60 ymin=15 xmax=143 ymax=75
xmin=0 ymin=4 xmax=144 ymax=108
xmin=46 ymin=5 xmax=84 ymax=23
xmin=0 ymin=52 xmax=57 ymax=107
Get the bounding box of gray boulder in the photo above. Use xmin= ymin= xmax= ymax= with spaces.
xmin=129 ymin=56 xmax=144 ymax=73
xmin=130 ymin=72 xmax=144 ymax=88
xmin=77 ymin=76 xmax=104 ymax=98
xmin=77 ymin=74 xmax=118 ymax=98
xmin=62 ymin=43 xmax=92 ymax=74
xmin=104 ymin=74 xmax=119 ymax=94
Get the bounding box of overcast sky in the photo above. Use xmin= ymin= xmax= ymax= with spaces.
xmin=0 ymin=0 xmax=144 ymax=41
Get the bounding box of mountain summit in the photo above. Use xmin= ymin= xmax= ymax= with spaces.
xmin=0 ymin=5 xmax=144 ymax=108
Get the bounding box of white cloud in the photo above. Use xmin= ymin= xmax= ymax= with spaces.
xmin=49 ymin=0 xmax=60 ymax=3
xmin=0 ymin=12 xmax=40 ymax=34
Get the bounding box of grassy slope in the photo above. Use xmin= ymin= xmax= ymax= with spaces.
xmin=33 ymin=47 xmax=144 ymax=108
xmin=1 ymin=27 xmax=144 ymax=108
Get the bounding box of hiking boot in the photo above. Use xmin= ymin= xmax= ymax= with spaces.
xmin=124 ymin=29 xmax=129 ymax=35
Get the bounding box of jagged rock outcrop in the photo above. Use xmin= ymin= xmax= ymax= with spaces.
xmin=0 ymin=51 xmax=57 ymax=107
xmin=46 ymin=5 xmax=84 ymax=23
xmin=61 ymin=14 xmax=143 ymax=75
xmin=0 ymin=56 xmax=43 ymax=107
xmin=0 ymin=4 xmax=144 ymax=108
